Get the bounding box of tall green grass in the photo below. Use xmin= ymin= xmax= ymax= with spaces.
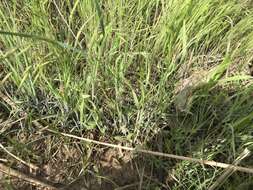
xmin=0 ymin=0 xmax=253 ymax=189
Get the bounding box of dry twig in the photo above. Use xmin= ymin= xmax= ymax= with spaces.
xmin=0 ymin=163 xmax=58 ymax=189
xmin=208 ymin=148 xmax=251 ymax=190
xmin=48 ymin=130 xmax=253 ymax=174
xmin=0 ymin=90 xmax=253 ymax=190
xmin=0 ymin=143 xmax=39 ymax=170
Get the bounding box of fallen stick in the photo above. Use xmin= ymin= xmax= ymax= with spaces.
xmin=0 ymin=143 xmax=39 ymax=170
xmin=208 ymin=148 xmax=251 ymax=190
xmin=48 ymin=129 xmax=253 ymax=174
xmin=0 ymin=163 xmax=58 ymax=189
xmin=1 ymin=91 xmax=253 ymax=174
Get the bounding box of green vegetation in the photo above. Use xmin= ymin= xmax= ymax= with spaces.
xmin=0 ymin=0 xmax=253 ymax=189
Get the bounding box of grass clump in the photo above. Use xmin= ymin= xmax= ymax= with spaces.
xmin=0 ymin=0 xmax=253 ymax=189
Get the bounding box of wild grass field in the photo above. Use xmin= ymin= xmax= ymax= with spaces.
xmin=0 ymin=0 xmax=253 ymax=189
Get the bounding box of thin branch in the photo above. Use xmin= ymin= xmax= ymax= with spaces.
xmin=1 ymin=91 xmax=253 ymax=174
xmin=114 ymin=183 xmax=139 ymax=190
xmin=0 ymin=143 xmax=39 ymax=170
xmin=0 ymin=158 xmax=8 ymax=162
xmin=0 ymin=163 xmax=58 ymax=189
xmin=208 ymin=148 xmax=251 ymax=190
xmin=48 ymin=130 xmax=253 ymax=174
